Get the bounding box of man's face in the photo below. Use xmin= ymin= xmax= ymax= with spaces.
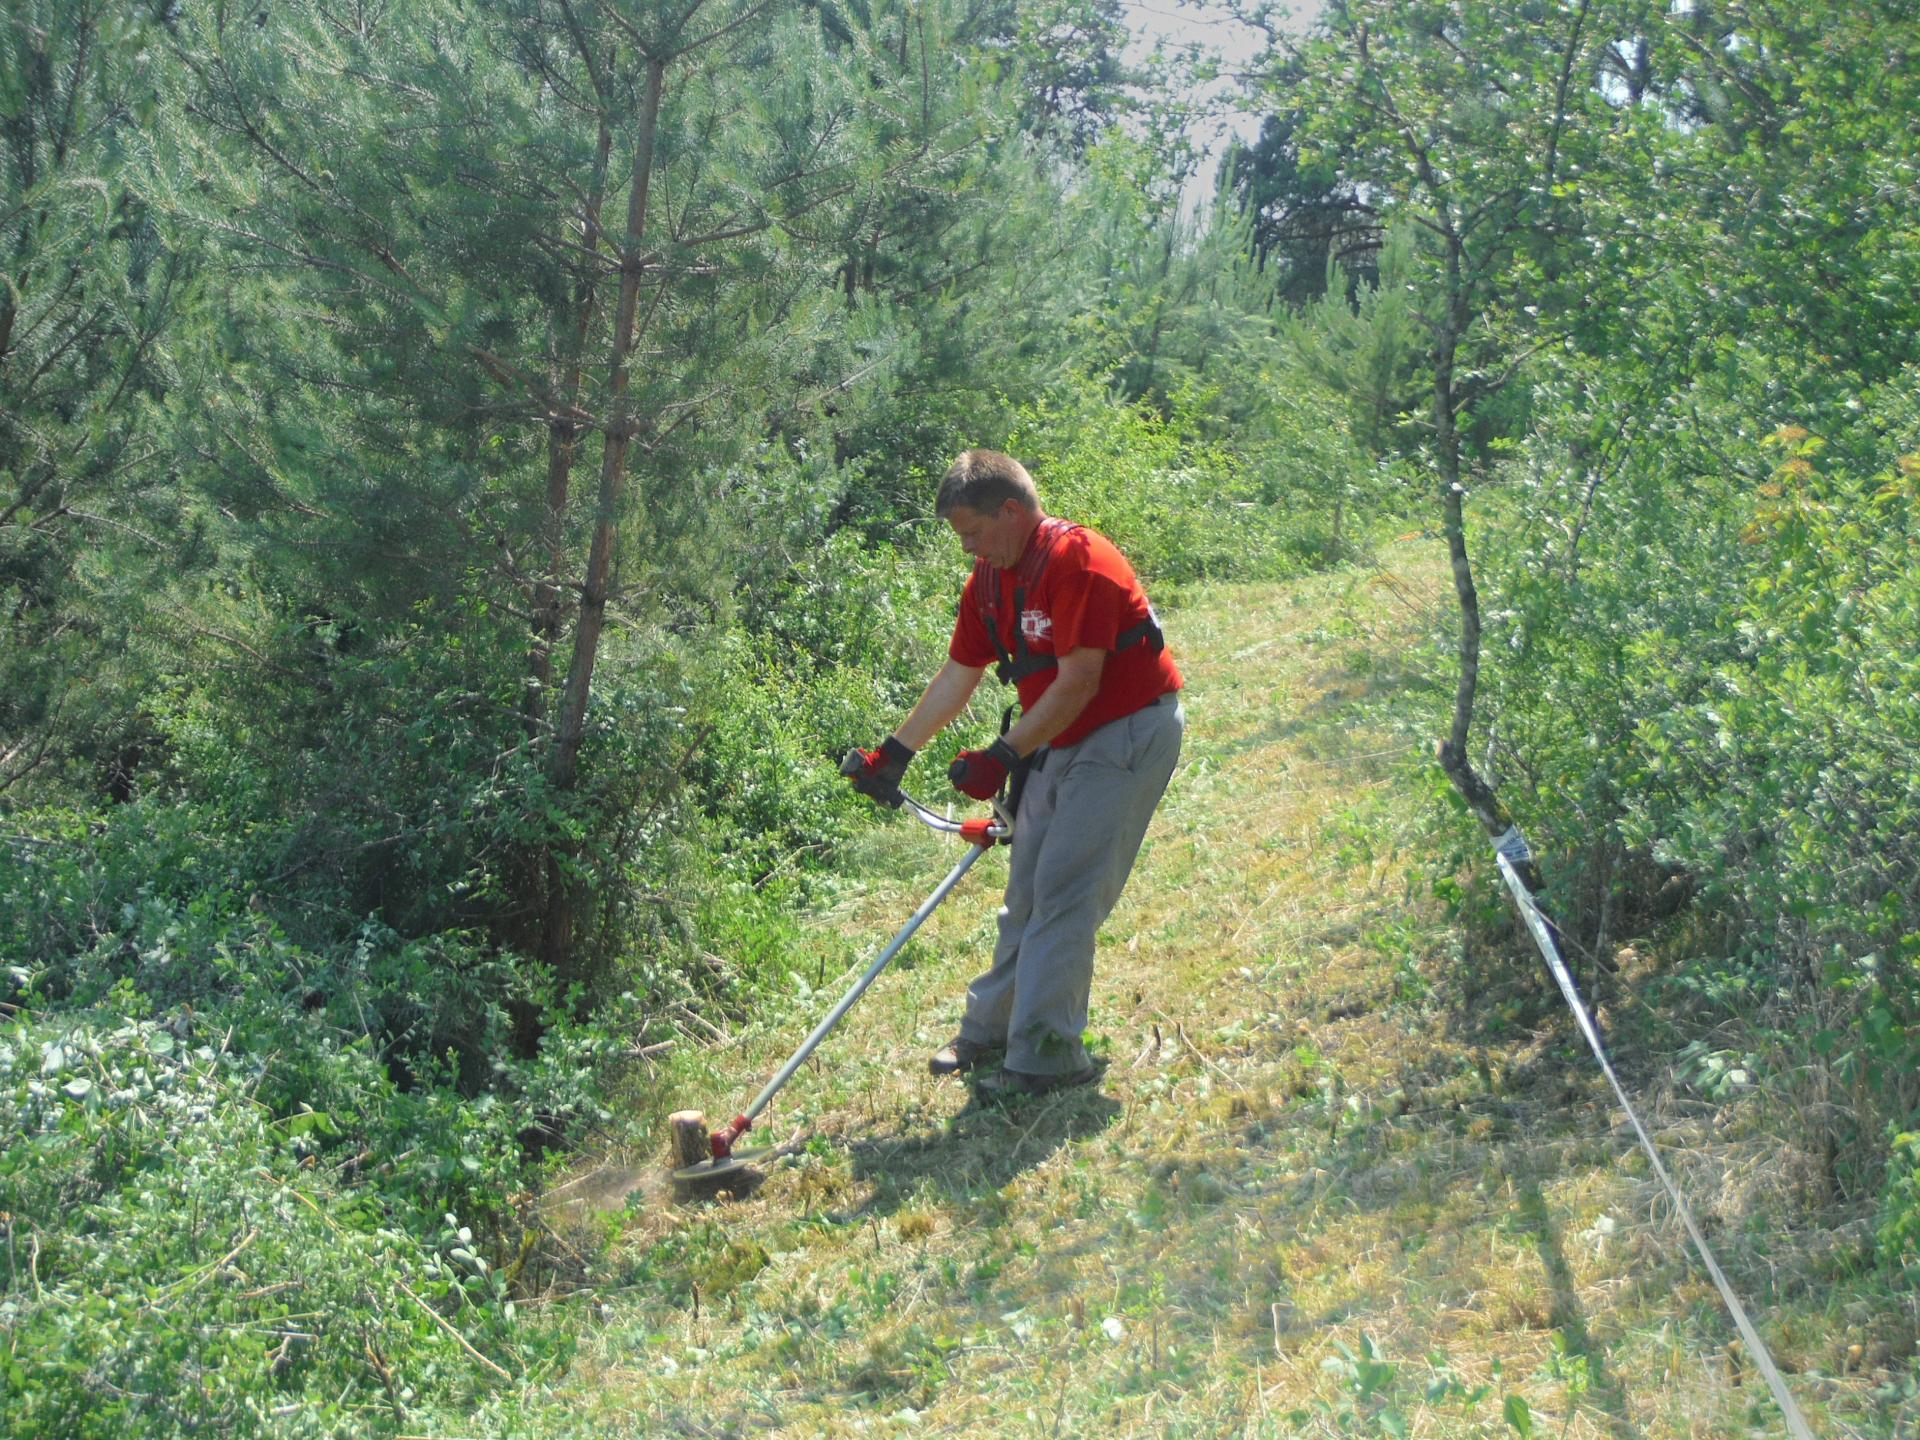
xmin=945 ymin=500 xmax=1032 ymax=570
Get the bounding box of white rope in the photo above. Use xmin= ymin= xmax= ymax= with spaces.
xmin=1493 ymin=849 xmax=1817 ymax=1440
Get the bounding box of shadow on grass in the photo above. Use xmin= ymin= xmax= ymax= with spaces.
xmin=1210 ymin=664 xmax=1431 ymax=766
xmin=1264 ymin=1063 xmax=1649 ymax=1439
xmin=1433 ymin=917 xmax=1627 ymax=1063
xmin=1508 ymin=1155 xmax=1648 ymax=1440
xmin=844 ymin=1083 xmax=1123 ymax=1217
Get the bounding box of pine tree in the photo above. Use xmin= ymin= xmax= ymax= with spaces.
xmin=167 ymin=0 xmax=992 ymax=974
xmin=1 ymin=1 xmax=197 ymax=802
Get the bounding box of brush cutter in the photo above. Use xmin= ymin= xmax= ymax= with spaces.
xmin=671 ymin=752 xmax=1013 ymax=1182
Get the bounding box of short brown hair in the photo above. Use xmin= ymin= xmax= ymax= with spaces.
xmin=934 ymin=449 xmax=1039 ymax=518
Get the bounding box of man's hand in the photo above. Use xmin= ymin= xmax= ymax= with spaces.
xmin=948 ymin=738 xmax=1021 ymax=801
xmin=846 ymin=737 xmax=915 ymax=807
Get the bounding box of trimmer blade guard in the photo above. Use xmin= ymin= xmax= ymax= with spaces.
xmin=673 ymin=1148 xmax=773 ymax=1182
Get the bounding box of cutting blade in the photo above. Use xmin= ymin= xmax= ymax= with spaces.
xmin=672 ymin=1147 xmax=774 ymax=1182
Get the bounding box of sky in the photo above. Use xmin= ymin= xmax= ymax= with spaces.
xmin=1117 ymin=0 xmax=1326 ymax=211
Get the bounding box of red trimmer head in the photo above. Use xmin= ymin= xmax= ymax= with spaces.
xmin=674 ymin=1115 xmax=769 ymax=1181
xmin=710 ymin=1114 xmax=751 ymax=1159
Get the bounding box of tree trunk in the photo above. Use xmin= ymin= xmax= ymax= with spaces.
xmin=527 ymin=111 xmax=613 ymax=974
xmin=530 ymin=109 xmax=615 ymax=729
xmin=1429 ymin=291 xmax=1538 ymax=887
xmin=543 ymin=56 xmax=667 ymax=973
xmin=1432 ymin=318 xmax=1486 ymax=801
xmin=669 ymin=1110 xmax=710 ymax=1172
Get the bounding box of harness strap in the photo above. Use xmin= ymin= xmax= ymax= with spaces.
xmin=992 ymin=612 xmax=1163 ymax=685
xmin=980 ymin=519 xmax=1163 ymax=686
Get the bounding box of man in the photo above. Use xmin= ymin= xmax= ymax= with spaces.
xmin=846 ymin=449 xmax=1184 ymax=1096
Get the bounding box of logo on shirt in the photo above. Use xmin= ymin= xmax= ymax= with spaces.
xmin=1020 ymin=609 xmax=1052 ymax=643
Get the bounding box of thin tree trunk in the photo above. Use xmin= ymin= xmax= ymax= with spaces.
xmin=531 ymin=10 xmax=618 ymax=729
xmin=1429 ymin=287 xmax=1540 ymax=892
xmin=1433 ymin=310 xmax=1483 ymax=780
xmin=543 ymin=55 xmax=666 ymax=972
xmin=1432 ymin=284 xmax=1497 ymax=820
xmin=552 ymin=55 xmax=664 ymax=788
xmin=529 ymin=110 xmax=615 ymax=727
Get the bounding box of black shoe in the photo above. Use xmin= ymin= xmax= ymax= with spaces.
xmin=929 ymin=1038 xmax=1002 ymax=1076
xmin=973 ymin=1065 xmax=1099 ymax=1098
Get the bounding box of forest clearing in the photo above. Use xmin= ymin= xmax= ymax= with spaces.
xmin=5 ymin=2 xmax=1918 ymax=1435
xmin=521 ymin=550 xmax=1904 ymax=1440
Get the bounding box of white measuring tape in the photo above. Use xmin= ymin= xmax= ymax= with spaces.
xmin=1493 ymin=842 xmax=1816 ymax=1440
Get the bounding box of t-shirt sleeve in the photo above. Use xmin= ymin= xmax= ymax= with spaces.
xmin=1046 ymin=539 xmax=1130 ymax=654
xmin=949 ymin=569 xmax=997 ymax=667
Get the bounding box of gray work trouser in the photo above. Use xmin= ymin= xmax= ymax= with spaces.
xmin=958 ymin=694 xmax=1184 ymax=1074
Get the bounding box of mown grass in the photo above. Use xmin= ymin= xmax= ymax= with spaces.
xmin=483 ymin=541 xmax=1915 ymax=1440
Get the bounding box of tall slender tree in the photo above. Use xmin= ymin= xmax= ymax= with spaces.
xmin=1270 ymin=0 xmax=1635 ymax=857
xmin=170 ymin=0 xmax=993 ymax=973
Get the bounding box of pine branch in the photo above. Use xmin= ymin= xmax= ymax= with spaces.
xmin=678 ymin=0 xmax=779 ymax=58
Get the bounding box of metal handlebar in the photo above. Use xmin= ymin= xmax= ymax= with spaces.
xmin=839 ymin=748 xmax=1014 ymax=843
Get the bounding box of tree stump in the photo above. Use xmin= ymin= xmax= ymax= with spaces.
xmin=669 ymin=1110 xmax=710 ymax=1173
xmin=668 ymin=1109 xmax=762 ymax=1201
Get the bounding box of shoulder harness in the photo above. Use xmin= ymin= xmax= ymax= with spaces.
xmin=975 ymin=517 xmax=1164 ymax=686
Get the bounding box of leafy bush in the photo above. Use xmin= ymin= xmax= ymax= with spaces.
xmin=0 ymin=1010 xmax=566 ymax=1439
xmin=686 ymin=525 xmax=955 ymax=885
xmin=1010 ymin=373 xmax=1373 ymax=585
xmin=1467 ymin=363 xmax=1920 ymax=1198
xmin=1 ymin=803 xmax=628 ymax=1228
xmin=1881 ymin=1129 xmax=1920 ymax=1281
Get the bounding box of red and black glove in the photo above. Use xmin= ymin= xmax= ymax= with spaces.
xmin=845 ymin=737 xmax=915 ymax=808
xmin=948 ymin=738 xmax=1022 ymax=801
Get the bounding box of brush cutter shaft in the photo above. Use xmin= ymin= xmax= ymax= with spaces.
xmin=740 ymin=842 xmax=989 ymax=1125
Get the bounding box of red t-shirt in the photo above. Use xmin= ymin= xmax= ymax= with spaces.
xmin=949 ymin=520 xmax=1182 ymax=749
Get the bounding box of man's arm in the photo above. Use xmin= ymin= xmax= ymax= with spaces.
xmin=1002 ymin=647 xmax=1104 ymax=756
xmin=894 ymin=657 xmax=987 ymax=751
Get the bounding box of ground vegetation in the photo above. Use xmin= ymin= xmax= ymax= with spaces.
xmin=3 ymin=0 xmax=1917 ymax=1433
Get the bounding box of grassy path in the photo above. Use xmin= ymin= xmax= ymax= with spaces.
xmin=516 ymin=546 xmax=1881 ymax=1440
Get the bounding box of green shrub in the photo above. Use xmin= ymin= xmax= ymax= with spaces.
xmin=1881 ymin=1129 xmax=1920 ymax=1280
xmin=1010 ymin=373 xmax=1370 ymax=585
xmin=0 ymin=1010 xmax=566 ymax=1439
xmin=1465 ymin=364 xmax=1920 ymax=1196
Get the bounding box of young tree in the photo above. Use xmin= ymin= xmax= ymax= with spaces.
xmin=169 ymin=0 xmax=988 ymax=975
xmin=1 ymin=1 xmax=195 ymax=801
xmin=1269 ymin=0 xmax=1636 ymax=858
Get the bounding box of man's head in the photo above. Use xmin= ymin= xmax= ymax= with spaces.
xmin=936 ymin=449 xmax=1043 ymax=570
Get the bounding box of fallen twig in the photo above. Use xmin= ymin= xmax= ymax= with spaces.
xmin=1127 ymin=1025 xmax=1163 ymax=1071
xmin=670 ymin=1004 xmax=732 ymax=1047
xmin=1162 ymin=1011 xmax=1249 ymax=1095
xmin=397 ymin=1280 xmax=512 ymax=1382
xmin=151 ymin=1229 xmax=259 ymax=1309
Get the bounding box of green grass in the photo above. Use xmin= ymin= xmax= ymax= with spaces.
xmin=476 ymin=541 xmax=1914 ymax=1439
